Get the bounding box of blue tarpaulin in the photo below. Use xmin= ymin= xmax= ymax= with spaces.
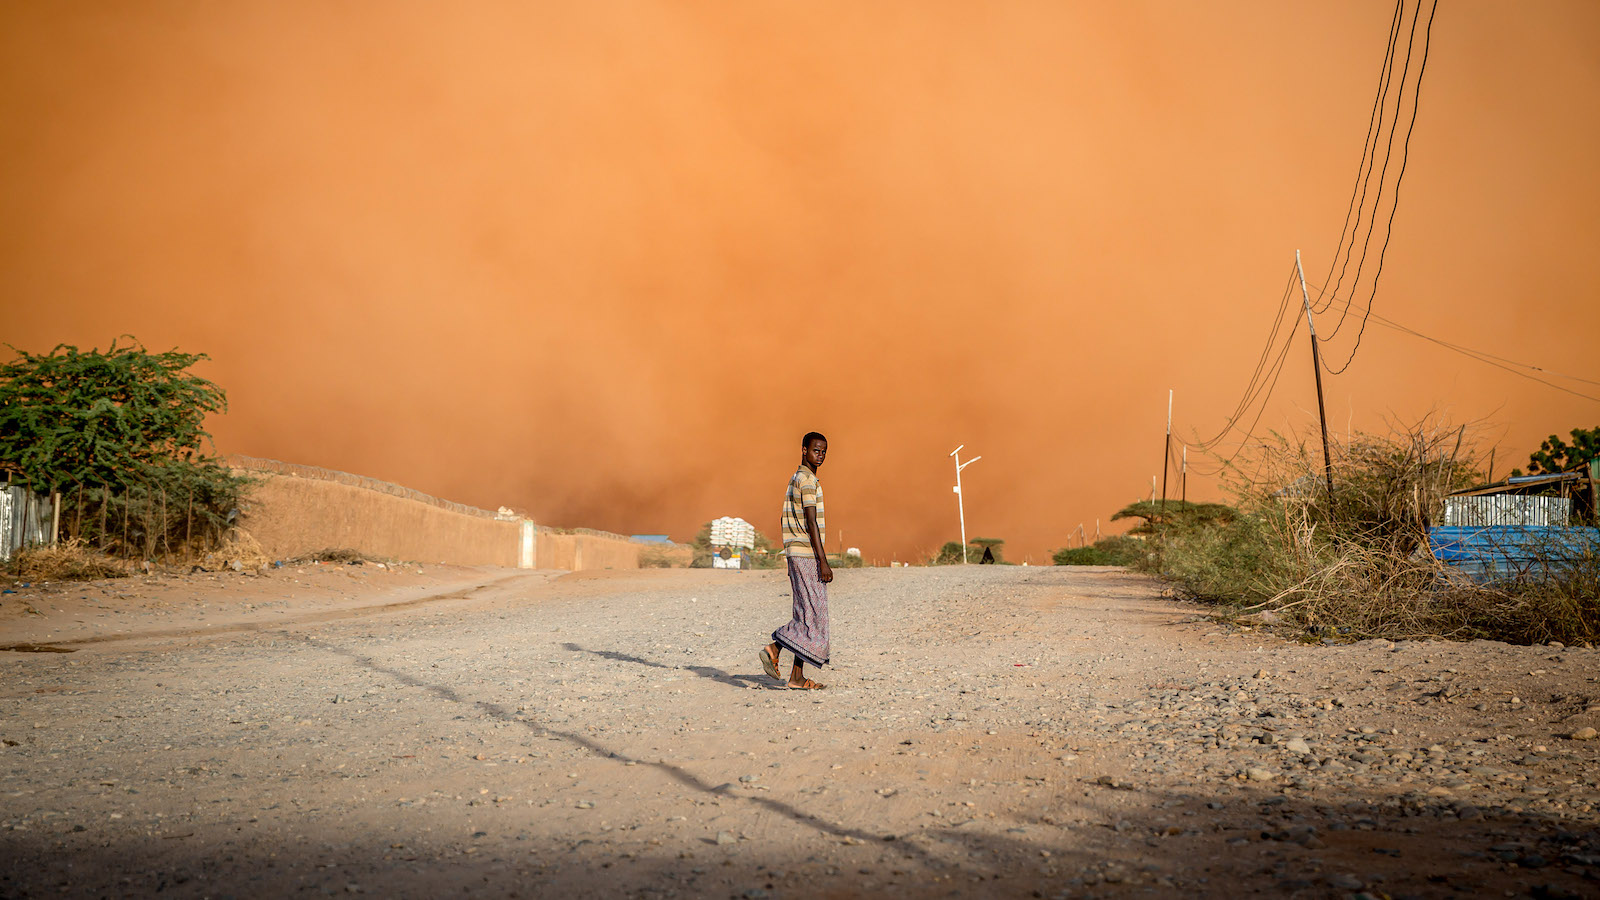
xmin=1427 ymin=526 xmax=1600 ymax=583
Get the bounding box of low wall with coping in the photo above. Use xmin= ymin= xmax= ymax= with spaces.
xmin=230 ymin=457 xmax=639 ymax=571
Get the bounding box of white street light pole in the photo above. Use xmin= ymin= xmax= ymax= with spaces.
xmin=950 ymin=445 xmax=982 ymax=564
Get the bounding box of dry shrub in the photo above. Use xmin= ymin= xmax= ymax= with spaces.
xmin=639 ymin=543 xmax=692 ymax=569
xmin=286 ymin=547 xmax=389 ymax=565
xmin=1169 ymin=415 xmax=1600 ymax=645
xmin=9 ymin=540 xmax=127 ymax=581
xmin=198 ymin=530 xmax=272 ymax=572
xmin=1240 ymin=542 xmax=1599 ymax=644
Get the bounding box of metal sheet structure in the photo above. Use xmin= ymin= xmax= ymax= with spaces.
xmin=1427 ymin=525 xmax=1600 ymax=583
xmin=0 ymin=485 xmax=54 ymax=561
xmin=1442 ymin=495 xmax=1571 ymax=527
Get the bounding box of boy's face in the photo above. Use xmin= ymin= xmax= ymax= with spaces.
xmin=802 ymin=438 xmax=828 ymax=471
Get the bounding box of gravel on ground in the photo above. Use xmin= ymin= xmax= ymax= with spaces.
xmin=2 ymin=564 xmax=1597 ymax=899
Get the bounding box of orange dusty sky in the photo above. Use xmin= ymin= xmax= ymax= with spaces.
xmin=3 ymin=2 xmax=1598 ymax=563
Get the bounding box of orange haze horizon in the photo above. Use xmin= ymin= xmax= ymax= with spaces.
xmin=4 ymin=2 xmax=1598 ymax=563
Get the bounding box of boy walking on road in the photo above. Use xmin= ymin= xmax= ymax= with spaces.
xmin=761 ymin=432 xmax=831 ymax=690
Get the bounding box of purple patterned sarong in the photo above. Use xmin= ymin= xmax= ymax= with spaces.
xmin=773 ymin=556 xmax=830 ymax=667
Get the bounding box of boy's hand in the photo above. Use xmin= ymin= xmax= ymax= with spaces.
xmin=818 ymin=560 xmax=834 ymax=583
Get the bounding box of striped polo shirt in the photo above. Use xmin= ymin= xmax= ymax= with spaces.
xmin=781 ymin=465 xmax=826 ymax=558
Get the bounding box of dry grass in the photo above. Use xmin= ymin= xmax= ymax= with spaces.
xmin=291 ymin=547 xmax=386 ymax=565
xmin=197 ymin=530 xmax=273 ymax=572
xmin=7 ymin=540 xmax=127 ymax=581
xmin=1230 ymin=547 xmax=1600 ymax=645
xmin=1164 ymin=416 xmax=1599 ymax=646
xmin=639 ymin=543 xmax=692 ymax=569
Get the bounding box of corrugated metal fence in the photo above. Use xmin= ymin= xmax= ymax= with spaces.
xmin=0 ymin=485 xmax=55 ymax=562
xmin=1442 ymin=495 xmax=1571 ymax=527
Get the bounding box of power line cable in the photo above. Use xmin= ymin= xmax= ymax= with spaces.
xmin=1187 ymin=316 xmax=1305 ymax=476
xmin=1190 ymin=278 xmax=1292 ymax=451
xmin=1322 ymin=0 xmax=1424 ymax=344
xmin=1323 ymin=0 xmax=1439 ymax=375
xmin=1313 ymin=0 xmax=1406 ymax=315
xmin=1189 ymin=265 xmax=1300 ymax=451
xmin=1305 ymin=277 xmax=1600 ymax=402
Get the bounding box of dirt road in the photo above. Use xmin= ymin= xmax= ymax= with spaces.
xmin=2 ymin=565 xmax=1597 ymax=898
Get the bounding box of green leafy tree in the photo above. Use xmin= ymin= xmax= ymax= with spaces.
xmin=1 ymin=339 xmax=228 ymax=489
xmin=1512 ymin=427 xmax=1600 ymax=476
xmin=969 ymin=537 xmax=1004 ymax=563
xmin=0 ymin=339 xmax=247 ymax=557
xmin=1053 ymin=535 xmax=1144 ymax=566
xmin=930 ymin=539 xmax=1002 ymax=565
xmin=1110 ymin=500 xmax=1238 ymax=535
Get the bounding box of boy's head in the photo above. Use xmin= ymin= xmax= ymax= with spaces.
xmin=800 ymin=432 xmax=828 ymax=470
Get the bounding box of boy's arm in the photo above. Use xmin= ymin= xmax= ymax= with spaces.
xmin=805 ymin=507 xmax=833 ymax=583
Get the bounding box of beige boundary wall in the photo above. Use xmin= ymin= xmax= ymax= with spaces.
xmin=230 ymin=457 xmax=640 ymax=570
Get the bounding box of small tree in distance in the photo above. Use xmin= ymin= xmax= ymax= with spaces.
xmin=969 ymin=537 xmax=1004 ymax=563
xmin=931 ymin=538 xmax=1004 ymax=565
xmin=1512 ymin=426 xmax=1600 ymax=477
xmin=1053 ymin=536 xmax=1144 ymax=566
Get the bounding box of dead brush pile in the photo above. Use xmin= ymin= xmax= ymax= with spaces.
xmin=197 ymin=530 xmax=272 ymax=572
xmin=7 ymin=540 xmax=127 ymax=581
xmin=1160 ymin=418 xmax=1599 ymax=645
xmin=290 ymin=548 xmax=389 ymax=565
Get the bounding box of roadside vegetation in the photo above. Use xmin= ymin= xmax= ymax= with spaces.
xmin=1052 ymin=535 xmax=1143 ymax=566
xmin=1095 ymin=419 xmax=1599 ymax=646
xmin=8 ymin=540 xmax=128 ymax=581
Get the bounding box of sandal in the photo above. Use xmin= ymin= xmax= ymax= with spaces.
xmin=788 ymin=678 xmax=826 ymax=690
xmin=759 ymin=645 xmax=780 ymax=680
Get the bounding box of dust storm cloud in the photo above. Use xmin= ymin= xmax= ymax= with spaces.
xmin=3 ymin=2 xmax=1598 ymax=562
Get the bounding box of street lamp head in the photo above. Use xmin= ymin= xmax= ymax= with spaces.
xmin=949 ymin=445 xmax=964 ymax=457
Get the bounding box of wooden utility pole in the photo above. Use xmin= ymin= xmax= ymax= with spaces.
xmin=1160 ymin=389 xmax=1172 ymax=524
xmin=1296 ymin=250 xmax=1336 ymax=499
xmin=1180 ymin=445 xmax=1188 ymax=503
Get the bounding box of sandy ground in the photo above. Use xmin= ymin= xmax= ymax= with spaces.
xmin=1 ymin=563 xmax=1597 ymax=899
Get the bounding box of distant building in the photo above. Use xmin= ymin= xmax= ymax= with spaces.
xmin=1429 ymin=462 xmax=1600 ymax=583
xmin=1442 ymin=470 xmax=1592 ymax=527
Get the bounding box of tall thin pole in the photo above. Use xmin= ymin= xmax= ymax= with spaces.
xmin=955 ymin=453 xmax=966 ymax=563
xmin=1296 ymin=250 xmax=1336 ymax=499
xmin=1181 ymin=445 xmax=1188 ymax=503
xmin=950 ymin=446 xmax=980 ymax=564
xmin=1160 ymin=389 xmax=1172 ymax=524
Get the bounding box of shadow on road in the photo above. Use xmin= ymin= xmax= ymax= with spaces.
xmin=559 ymin=640 xmax=777 ymax=690
xmin=302 ymin=636 xmax=908 ymax=851
xmin=7 ymin=751 xmax=1592 ymax=898
xmin=8 ymin=624 xmax=1591 ymax=898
